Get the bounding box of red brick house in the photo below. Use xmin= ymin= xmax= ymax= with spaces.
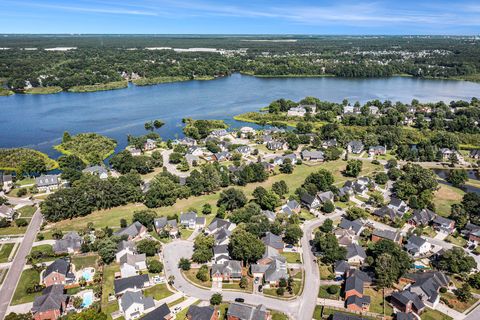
xmin=43 ymin=259 xmax=75 ymax=287
xmin=32 ymin=285 xmax=68 ymax=320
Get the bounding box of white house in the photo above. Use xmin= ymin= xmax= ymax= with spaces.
xmin=405 ymin=236 xmax=432 ymax=257
xmin=119 ymin=290 xmax=155 ymax=320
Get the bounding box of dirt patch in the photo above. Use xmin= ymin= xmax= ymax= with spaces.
xmin=436 ymin=185 xmax=463 ymax=201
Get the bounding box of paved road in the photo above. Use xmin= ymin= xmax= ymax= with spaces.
xmin=163 ymin=210 xmax=343 ymax=319
xmin=0 ymin=207 xmax=43 ymax=320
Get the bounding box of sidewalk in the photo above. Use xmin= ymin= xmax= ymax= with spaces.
xmin=7 ymin=302 xmax=32 ymax=314
xmin=435 ymin=303 xmax=465 ymax=320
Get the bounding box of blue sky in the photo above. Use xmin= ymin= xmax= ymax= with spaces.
xmin=1 ymin=0 xmax=480 ymax=35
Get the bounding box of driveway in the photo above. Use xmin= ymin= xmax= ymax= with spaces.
xmin=0 ymin=207 xmax=43 ymax=320
xmin=162 ymin=149 xmax=191 ymax=178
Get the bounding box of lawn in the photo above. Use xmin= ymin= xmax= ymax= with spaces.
xmin=420 ymin=308 xmax=453 ymax=320
xmin=182 ymin=268 xmax=212 ymax=288
xmin=271 ymin=311 xmax=288 ymax=320
xmin=0 ymin=225 xmax=27 ymax=236
xmin=441 ymin=292 xmax=477 ymax=312
xmin=29 ymin=244 xmax=55 ymax=263
xmin=72 ymin=254 xmax=98 ymax=270
xmin=433 ymin=184 xmax=465 ymax=217
xmin=11 ymin=268 xmax=41 ymax=305
xmin=167 ymin=297 xmax=186 ymax=308
xmin=143 ymin=283 xmax=173 ymax=300
xmin=101 ymin=263 xmax=119 ymax=311
xmin=281 ymin=252 xmax=301 ymax=263
xmin=17 ymin=205 xmax=36 ymax=218
xmin=318 ymin=263 xmax=333 ymax=280
xmin=445 ymin=234 xmax=467 ymax=247
xmin=0 ymin=243 xmax=15 ymax=263
xmin=318 ymin=285 xmax=341 ymax=299
xmin=15 ymin=178 xmax=35 ymax=187
xmin=313 ymin=306 xmax=323 ymax=320
xmin=263 ymin=280 xmax=301 ymax=298
xmin=48 ymin=159 xmax=382 ymax=233
xmin=364 ymin=287 xmax=394 ymax=316
xmin=422 ymin=226 xmax=437 ymax=238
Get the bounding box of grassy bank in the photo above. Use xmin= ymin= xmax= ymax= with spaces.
xmin=132 ymin=76 xmax=191 ymax=86
xmin=24 ymin=86 xmax=62 ymax=95
xmin=0 ymin=88 xmax=14 ymax=96
xmin=0 ymin=148 xmax=58 ymax=172
xmin=68 ymin=81 xmax=128 ymax=93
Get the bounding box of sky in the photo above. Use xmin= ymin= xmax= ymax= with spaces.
xmin=1 ymin=0 xmax=480 ymax=35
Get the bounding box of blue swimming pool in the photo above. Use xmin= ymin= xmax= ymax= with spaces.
xmin=81 ymin=291 xmax=93 ymax=308
xmin=82 ymin=269 xmax=93 ymax=281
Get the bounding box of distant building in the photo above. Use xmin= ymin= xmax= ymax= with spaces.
xmin=82 ymin=165 xmax=109 ymax=179
xmin=144 ymin=139 xmax=157 ymax=151
xmin=301 ymin=150 xmax=324 ymax=161
xmin=0 ymin=204 xmax=15 ymax=221
xmin=347 ymin=141 xmax=364 ymax=154
xmin=114 ymin=221 xmax=148 ymax=241
xmin=287 ymin=106 xmax=306 ymax=117
xmin=35 ymin=174 xmax=61 ymax=192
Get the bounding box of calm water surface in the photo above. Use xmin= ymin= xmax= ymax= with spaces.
xmin=1 ymin=74 xmax=480 ymax=157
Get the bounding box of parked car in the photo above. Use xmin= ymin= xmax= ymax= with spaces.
xmin=258 ymin=285 xmax=263 ymax=292
xmin=235 ymin=298 xmax=245 ymax=303
xmin=334 ymin=276 xmax=343 ymax=281
xmin=285 ymin=244 xmax=293 ymax=249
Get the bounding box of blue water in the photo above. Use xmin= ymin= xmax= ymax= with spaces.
xmin=1 ymin=74 xmax=480 ymax=158
xmin=82 ymin=270 xmax=93 ymax=281
xmin=81 ymin=291 xmax=93 ymax=308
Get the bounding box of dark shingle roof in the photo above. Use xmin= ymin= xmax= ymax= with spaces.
xmin=45 ymin=259 xmax=70 ymax=278
xmin=187 ymin=305 xmax=216 ymax=320
xmin=114 ymin=274 xmax=149 ymax=294
xmin=32 ymin=285 xmax=67 ymax=313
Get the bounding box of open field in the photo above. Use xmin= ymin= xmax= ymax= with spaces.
xmin=434 ymin=184 xmax=465 ymax=217
xmin=11 ymin=268 xmax=41 ymax=305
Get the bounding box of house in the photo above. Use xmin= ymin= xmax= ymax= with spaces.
xmin=346 ymin=295 xmax=371 ymax=312
xmin=390 ymin=290 xmax=425 ymax=314
xmin=260 ymin=255 xmax=288 ymax=285
xmin=114 ymin=221 xmax=148 ymax=241
xmin=206 ymin=218 xmax=236 ymax=235
xmin=236 ymin=146 xmax=251 ymax=155
xmin=0 ymin=174 xmax=13 ymax=192
xmin=154 ymin=217 xmax=179 ymax=238
xmin=213 ymin=244 xmax=231 ymax=264
xmin=144 ymin=139 xmax=157 ymax=151
xmin=35 ymin=174 xmax=61 ymax=192
xmin=262 ymin=232 xmax=284 ymax=251
xmin=368 ymin=146 xmax=386 ymax=156
xmin=409 ymin=209 xmax=436 ymax=227
xmin=280 ymin=200 xmax=300 ymax=216
xmin=405 ymin=236 xmax=432 ymax=257
xmin=187 ymin=146 xmax=204 ymax=156
xmin=387 ymin=198 xmax=410 ymax=216
xmin=180 ymin=212 xmax=198 ymax=229
xmin=317 ymin=191 xmax=335 ymax=204
xmin=338 ymin=218 xmax=364 ymax=236
xmin=176 ymin=137 xmax=197 ymax=147
xmin=469 ymin=149 xmax=480 ymax=159
xmin=432 ymin=216 xmax=455 ymax=234
xmin=266 ymin=141 xmax=286 ymax=151
xmin=119 ymin=290 xmax=155 ymax=320
xmin=300 ymin=193 xmax=321 ymax=210
xmin=334 ymin=260 xmax=351 ymax=277
xmin=468 ymin=228 xmax=480 ymax=243
xmin=396 ymin=312 xmax=416 ymax=320
xmin=211 ymin=260 xmax=242 ymax=282
xmin=301 ymin=150 xmax=324 ymax=161
xmin=239 ymin=126 xmax=256 ymax=135
xmin=187 ymin=305 xmax=219 ymax=320
xmin=214 ymin=151 xmax=231 ymax=162
xmin=344 ymin=271 xmax=371 ymax=311
xmin=347 ymin=141 xmax=364 ymax=154
xmin=210 ymin=129 xmax=229 ymax=138
xmin=32 ymin=285 xmax=68 ymax=320
xmin=114 ymin=274 xmax=150 ymax=296
xmin=53 ymin=231 xmax=82 ymax=254
xmin=116 ymin=240 xmax=137 ymax=263
xmin=373 ymin=206 xmax=403 ymax=222
xmin=273 ymin=154 xmax=297 ymax=166
xmin=344 ymin=274 xmax=365 ymax=299
xmin=82 ymin=165 xmax=109 ymax=179
xmin=372 ymin=229 xmax=403 ymax=244
xmin=287 ymin=106 xmax=306 ymax=117
xmin=227 ymin=302 xmax=271 ymax=320
xmin=438 ymin=148 xmax=454 ymax=160
xmin=346 ymin=244 xmax=367 ymax=265
xmin=126 ymin=146 xmax=142 ymax=156
xmin=402 ymin=271 xmax=449 ymax=308
xmin=0 ymin=204 xmax=15 ymax=221
xmin=334 ymin=228 xmax=359 ymax=246
xmin=343 ymin=105 xmax=360 ymax=115
xmin=42 ymin=259 xmax=75 ymax=287
xmin=261 ymin=210 xmax=276 ymax=222
xmin=142 ymin=303 xmax=172 ymax=320
xmin=322 ymin=139 xmax=337 ymax=148
xmin=260 ymin=134 xmax=273 ymax=144
xmin=120 ymin=253 xmax=148 ymax=278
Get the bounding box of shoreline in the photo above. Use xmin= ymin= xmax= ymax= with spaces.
xmin=1 ymin=73 xmax=478 ymax=97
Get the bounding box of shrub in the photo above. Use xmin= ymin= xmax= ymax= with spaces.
xmin=15 ymin=218 xmax=28 ymax=227
xmin=276 ymin=287 xmax=285 ymax=296
xmin=178 ymin=258 xmax=191 ymax=271
xmin=16 ymin=188 xmax=27 ymax=197
xmin=327 ymin=285 xmax=339 ymax=295
xmin=440 ymin=287 xmax=447 ymax=293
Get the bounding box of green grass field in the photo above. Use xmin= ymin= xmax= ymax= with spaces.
xmin=17 ymin=205 xmax=36 ymax=218
xmin=72 ymin=254 xmax=98 ymax=270
xmin=420 ymin=309 xmax=453 ymax=320
xmin=0 ymin=243 xmax=15 ymax=263
xmin=281 ymin=252 xmax=301 ymax=263
xmin=143 ymin=284 xmax=173 ymax=300
xmin=11 ymin=268 xmax=41 ymax=305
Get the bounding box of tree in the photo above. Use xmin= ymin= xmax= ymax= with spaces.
xmin=5 ymin=313 xmax=32 ymax=320
xmin=63 ymin=309 xmax=108 ymax=320
xmin=454 ymin=283 xmax=473 ymax=302
xmin=19 ymin=157 xmax=47 ymax=177
xmin=320 ymin=218 xmax=334 ymax=233
xmin=217 ymin=188 xmax=247 ymax=211
xmin=272 ymin=180 xmax=289 ymax=198
xmin=97 ymin=238 xmax=117 ymax=264
xmin=469 ymin=272 xmax=480 ymax=289
xmin=438 ymin=247 xmax=476 ymax=274
xmin=447 ymin=170 xmax=468 ymax=187
xmin=322 ymin=200 xmax=335 ymax=213
xmin=375 ymin=172 xmax=389 ymax=185
xmin=202 ymin=203 xmax=212 ymax=215
xmin=276 ymin=287 xmax=285 ymax=296
xmin=132 ymin=210 xmax=157 ymax=231
xmin=120 ymin=218 xmax=127 ymax=228
xmin=144 ymin=121 xmax=154 ymax=131
xmin=229 ymin=229 xmax=265 ymax=263
xmin=210 ymin=293 xmax=222 ymax=305
xmin=346 ymin=207 xmax=368 ymax=220
xmin=153 ymin=119 xmax=165 ymax=129
xmin=239 ymin=276 xmax=248 ymax=289
xmin=136 ymin=239 xmax=160 ymax=256
xmin=196 ymin=265 xmax=209 ymax=282
xmin=279 ymin=159 xmax=294 ymax=174
xmin=371 ymin=239 xmax=411 ymax=288
xmin=15 ymin=218 xmax=28 ymax=227
xmin=62 ymin=131 xmax=72 ymax=143
xmin=178 ymin=258 xmax=191 ymax=271
xmin=303 ymin=169 xmax=335 ymax=193
xmin=345 ymin=160 xmax=362 ymax=177
xmin=192 ymin=234 xmax=214 ymax=263
xmin=327 ymin=285 xmax=339 ymax=294
xmin=253 ymin=187 xmax=279 ymax=211
xmin=284 ymin=224 xmax=303 ymax=245
xmin=313 ymin=232 xmax=347 ymax=263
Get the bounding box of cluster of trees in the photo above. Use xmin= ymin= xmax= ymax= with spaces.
xmin=110 ymin=150 xmax=163 ymax=174
xmin=393 ymin=164 xmax=438 ymax=210
xmin=450 ymin=192 xmax=480 ymax=228
xmin=56 ymin=132 xmax=117 ymax=164
xmin=182 ymin=118 xmax=228 ymax=139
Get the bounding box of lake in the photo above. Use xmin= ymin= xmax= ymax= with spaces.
xmin=1 ymin=74 xmax=480 ymax=158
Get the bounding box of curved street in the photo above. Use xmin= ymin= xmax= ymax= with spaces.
xmin=163 ymin=211 xmax=343 ymax=319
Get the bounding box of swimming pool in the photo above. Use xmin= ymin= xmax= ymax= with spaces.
xmin=81 ymin=291 xmax=93 ymax=308
xmin=82 ymin=269 xmax=94 ymax=281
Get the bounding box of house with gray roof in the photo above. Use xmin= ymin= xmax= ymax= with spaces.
xmin=185 ymin=153 xmax=200 ymax=166
xmin=368 ymin=145 xmax=386 ymax=156
xmin=346 ymin=295 xmax=371 ymax=311
xmin=391 ymin=290 xmax=425 ymax=314
xmin=43 ymin=258 xmax=75 ymax=287
xmin=409 ymin=209 xmax=436 ymax=227
xmin=32 ymin=285 xmax=68 ymax=320
xmin=300 ymin=193 xmax=321 ymax=210
xmin=116 ymin=240 xmax=137 ymax=263
xmin=210 ymin=129 xmax=229 ymax=138
xmin=211 ymin=260 xmax=242 ymax=282
xmin=187 ymin=146 xmax=204 ymax=156
xmin=120 ymin=253 xmax=147 ymax=278
xmin=339 ymin=218 xmax=364 ymax=236
xmin=373 ymin=206 xmax=403 ymax=222
xmin=0 ymin=174 xmax=13 ymax=192
xmin=213 ymin=244 xmax=230 ymax=264
xmin=119 ymin=290 xmax=155 ymax=320
xmin=263 ymin=256 xmax=288 ymax=284
xmin=35 ymin=174 xmax=61 ymax=192
xmin=0 ymin=204 xmax=15 ymax=221
xmin=266 ymin=141 xmax=286 ymax=151
xmin=236 ymin=145 xmax=251 ymax=155
xmin=372 ymin=229 xmax=403 ymax=244
xmin=432 ymin=216 xmax=455 ymax=234
xmin=262 ymin=232 xmax=284 ymax=251
xmin=53 ymin=231 xmax=82 ymax=254
xmin=82 ymin=165 xmax=109 ymax=179
xmin=402 ymin=271 xmax=449 ymax=308
xmin=114 ymin=274 xmax=150 ymax=296
xmin=405 ymin=236 xmax=432 ymax=257
xmin=154 ymin=217 xmax=179 ymax=237
xmin=301 ymin=150 xmax=325 ymax=161
xmin=176 ymin=137 xmax=196 ymax=146
xmin=317 ymin=191 xmax=335 ymax=203
xmin=141 ymin=303 xmax=172 ymax=320
xmin=347 ymin=141 xmax=364 ymax=154
xmin=187 ymin=305 xmax=218 ymax=320
xmin=114 ymin=221 xmax=147 ymax=241
xmin=261 ymin=210 xmax=276 ymax=222
xmin=180 ymin=212 xmax=198 ymax=229
xmin=206 ymin=218 xmax=236 ymax=235
xmin=346 ymin=243 xmax=366 ymax=265
xmin=214 ymin=151 xmax=231 ymax=162
xmin=227 ymin=302 xmax=271 ymax=320
xmin=334 ymin=260 xmax=350 ymax=276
